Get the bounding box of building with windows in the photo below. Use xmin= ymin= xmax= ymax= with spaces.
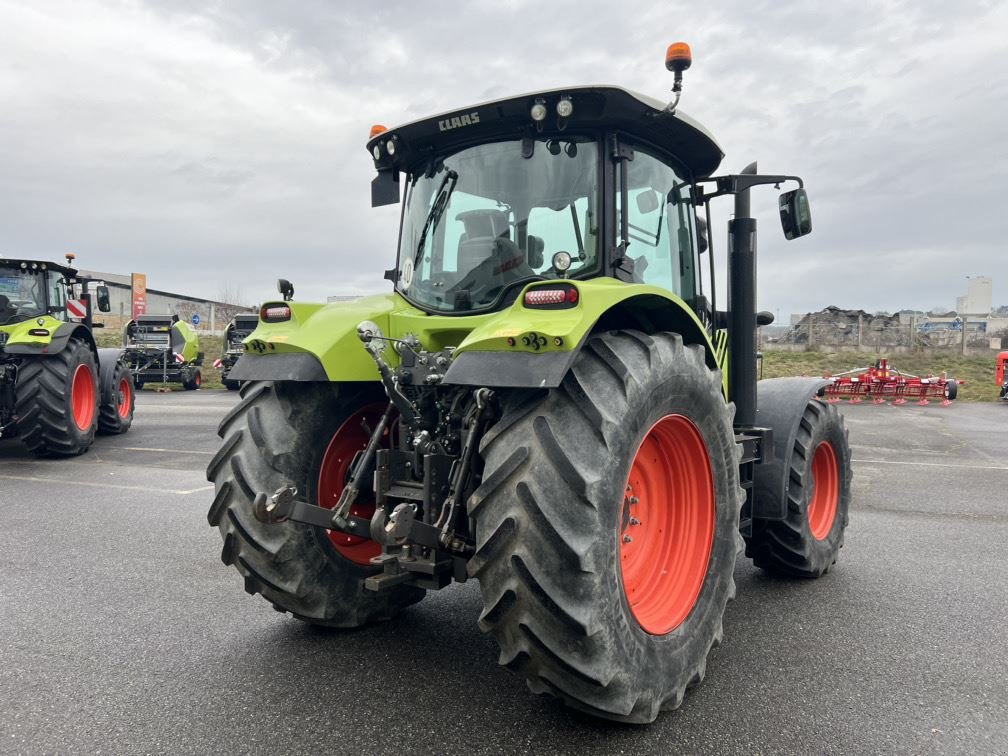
xmin=77 ymin=269 xmax=251 ymax=333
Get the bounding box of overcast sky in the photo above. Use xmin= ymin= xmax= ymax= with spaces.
xmin=2 ymin=0 xmax=1006 ymax=316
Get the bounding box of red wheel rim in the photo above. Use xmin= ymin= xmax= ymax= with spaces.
xmin=619 ymin=414 xmax=715 ymax=635
xmin=317 ymin=403 xmax=386 ymax=566
xmin=194 ymin=372 xmax=201 ymax=388
xmin=808 ymin=441 xmax=839 ymax=540
xmin=117 ymin=377 xmax=132 ymax=419
xmin=71 ymin=364 xmax=96 ymax=431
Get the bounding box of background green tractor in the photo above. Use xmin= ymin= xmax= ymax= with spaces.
xmin=208 ymin=44 xmax=852 ymax=723
xmin=122 ymin=314 xmax=203 ymax=390
xmin=0 ymin=254 xmax=135 ymax=457
xmin=213 ymin=313 xmax=259 ymax=390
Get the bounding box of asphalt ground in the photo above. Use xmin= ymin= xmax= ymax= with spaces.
xmin=1 ymin=392 xmax=1006 ymax=754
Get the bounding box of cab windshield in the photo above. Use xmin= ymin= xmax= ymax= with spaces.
xmin=397 ymin=136 xmax=599 ymax=313
xmin=0 ymin=267 xmax=46 ymax=326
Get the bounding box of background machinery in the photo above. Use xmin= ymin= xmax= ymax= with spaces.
xmin=213 ymin=313 xmax=259 ymax=390
xmin=822 ymin=358 xmax=961 ymax=405
xmin=207 ymin=44 xmax=853 ymax=722
xmin=122 ymin=314 xmax=203 ymax=390
xmin=998 ymin=352 xmax=1008 ymax=400
xmin=0 ymin=253 xmax=134 ymax=456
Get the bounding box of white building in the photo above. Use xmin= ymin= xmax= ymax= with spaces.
xmin=956 ymin=276 xmax=992 ymax=315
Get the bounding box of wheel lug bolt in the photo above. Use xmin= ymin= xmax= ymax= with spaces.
xmin=628 ymin=496 xmax=639 ymax=505
xmin=629 ymin=517 xmax=640 ymax=526
xmin=622 ymin=534 xmax=632 ymax=544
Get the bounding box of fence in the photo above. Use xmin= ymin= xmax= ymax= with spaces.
xmin=764 ymin=312 xmax=1003 ymax=355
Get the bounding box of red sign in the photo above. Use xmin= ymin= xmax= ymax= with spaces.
xmin=131 ymin=273 xmax=147 ymax=319
xmin=66 ymin=299 xmax=87 ymax=319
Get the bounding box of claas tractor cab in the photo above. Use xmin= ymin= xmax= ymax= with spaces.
xmin=997 ymin=351 xmax=1008 ymax=400
xmin=214 ymin=313 xmax=259 ymax=390
xmin=208 ymin=44 xmax=851 ymax=723
xmin=0 ymin=253 xmax=135 ymax=456
xmin=122 ymin=314 xmax=203 ymax=390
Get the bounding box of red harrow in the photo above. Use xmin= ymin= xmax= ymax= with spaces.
xmin=822 ymin=358 xmax=961 ymax=406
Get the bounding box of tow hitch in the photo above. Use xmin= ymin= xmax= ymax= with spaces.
xmin=253 ymin=485 xmax=472 ymax=591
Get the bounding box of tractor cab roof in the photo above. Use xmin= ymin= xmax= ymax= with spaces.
xmin=0 ymin=258 xmax=76 ymax=278
xmin=367 ymin=86 xmax=724 ymax=179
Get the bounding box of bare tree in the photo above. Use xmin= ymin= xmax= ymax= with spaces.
xmin=217 ymin=282 xmax=247 ymax=308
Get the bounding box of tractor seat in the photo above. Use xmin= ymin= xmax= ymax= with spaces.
xmin=0 ymin=294 xmax=16 ymax=321
xmin=456 ymin=208 xmax=513 ymax=273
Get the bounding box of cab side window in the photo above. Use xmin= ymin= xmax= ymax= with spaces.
xmin=47 ymin=272 xmax=67 ymax=321
xmin=617 ymin=147 xmax=697 ymax=298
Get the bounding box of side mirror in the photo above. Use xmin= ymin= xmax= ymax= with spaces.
xmin=371 ymin=169 xmax=401 ymax=208
xmin=95 ymin=285 xmax=111 ymax=313
xmin=635 ymin=189 xmax=661 ymax=214
xmin=277 ymin=279 xmax=294 ymax=302
xmin=695 ymin=213 xmax=708 ymax=254
xmin=779 ymin=188 xmax=812 ymax=239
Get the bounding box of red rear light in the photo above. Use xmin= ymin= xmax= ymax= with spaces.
xmin=260 ymin=304 xmax=292 ymax=323
xmin=523 ymin=285 xmax=579 ymax=309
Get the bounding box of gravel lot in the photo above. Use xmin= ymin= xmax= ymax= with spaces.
xmin=1 ymin=391 xmax=1006 ymax=754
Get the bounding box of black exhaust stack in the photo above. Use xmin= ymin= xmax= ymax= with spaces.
xmin=728 ymin=161 xmax=758 ymax=428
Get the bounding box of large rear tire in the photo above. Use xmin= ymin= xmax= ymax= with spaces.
xmin=745 ymin=399 xmax=851 ymax=577
xmin=469 ymin=331 xmax=742 ymax=723
xmin=206 ymin=380 xmax=424 ymax=626
xmin=13 ymin=338 xmax=98 ymax=457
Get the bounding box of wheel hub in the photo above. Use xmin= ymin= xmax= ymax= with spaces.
xmin=619 ymin=414 xmax=715 ymax=635
xmin=807 ymin=441 xmax=839 ymax=540
xmin=317 ymin=404 xmax=387 ymax=566
xmin=70 ymin=364 xmax=96 ymax=431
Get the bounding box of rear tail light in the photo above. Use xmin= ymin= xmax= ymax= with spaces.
xmin=523 ymin=285 xmax=579 ymax=309
xmin=260 ymin=304 xmax=292 ymax=323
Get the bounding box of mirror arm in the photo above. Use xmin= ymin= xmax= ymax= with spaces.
xmin=695 ymin=173 xmax=803 ymax=202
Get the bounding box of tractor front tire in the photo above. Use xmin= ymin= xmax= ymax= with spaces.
xmin=745 ymin=399 xmax=851 ymax=577
xmin=14 ymin=337 xmax=99 ymax=457
xmin=470 ymin=331 xmax=743 ymax=723
xmin=97 ymin=359 xmax=135 ymax=435
xmin=206 ymin=381 xmax=424 ymax=627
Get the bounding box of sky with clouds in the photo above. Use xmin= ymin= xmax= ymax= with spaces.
xmin=1 ymin=0 xmax=1006 ymax=316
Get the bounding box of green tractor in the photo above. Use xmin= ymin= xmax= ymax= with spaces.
xmin=207 ymin=44 xmax=852 ymax=723
xmin=0 ymin=254 xmax=135 ymax=457
xmin=213 ymin=313 xmax=259 ymax=390
xmin=122 ymin=315 xmax=203 ymax=390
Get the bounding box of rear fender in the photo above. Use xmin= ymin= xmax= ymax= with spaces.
xmin=444 ymin=278 xmax=719 ymax=389
xmin=3 ymin=320 xmax=96 ymax=357
xmin=228 ymin=294 xmax=400 ymax=383
xmin=751 ymin=377 xmax=831 ymax=520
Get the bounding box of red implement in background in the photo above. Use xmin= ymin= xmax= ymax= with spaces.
xmin=997 ymin=351 xmax=1008 ymax=400
xmin=822 ymin=358 xmax=962 ymax=406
